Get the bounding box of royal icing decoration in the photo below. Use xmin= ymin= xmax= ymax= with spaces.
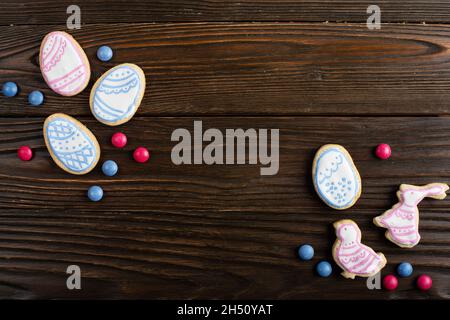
xmin=332 ymin=220 xmax=386 ymax=279
xmin=39 ymin=31 xmax=90 ymax=96
xmin=373 ymin=183 xmax=448 ymax=248
xmin=43 ymin=113 xmax=100 ymax=175
xmin=90 ymin=63 xmax=146 ymax=126
xmin=312 ymin=144 xmax=362 ymax=210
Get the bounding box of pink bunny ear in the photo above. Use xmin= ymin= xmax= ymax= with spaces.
xmin=425 ymin=184 xmax=449 ymax=198
xmin=427 ymin=186 xmax=442 ymax=195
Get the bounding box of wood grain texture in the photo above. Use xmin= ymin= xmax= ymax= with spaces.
xmin=0 ymin=116 xmax=449 ymax=299
xmin=2 ymin=1 xmax=450 ymax=24
xmin=2 ymin=0 xmax=450 ymax=300
xmin=3 ymin=23 xmax=450 ymax=116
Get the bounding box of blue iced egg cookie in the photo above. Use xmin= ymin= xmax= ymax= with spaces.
xmin=43 ymin=113 xmax=100 ymax=175
xmin=90 ymin=63 xmax=146 ymax=126
xmin=312 ymin=144 xmax=361 ymax=210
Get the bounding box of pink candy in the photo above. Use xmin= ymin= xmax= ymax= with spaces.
xmin=111 ymin=132 xmax=127 ymax=148
xmin=417 ymin=274 xmax=432 ymax=291
xmin=18 ymin=146 xmax=33 ymax=161
xmin=383 ymin=274 xmax=398 ymax=291
xmin=133 ymin=147 xmax=150 ymax=163
xmin=375 ymin=143 xmax=391 ymax=160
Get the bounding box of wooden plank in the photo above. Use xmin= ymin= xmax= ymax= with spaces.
xmin=3 ymin=23 xmax=450 ymax=116
xmin=2 ymin=1 xmax=450 ymax=24
xmin=0 ymin=116 xmax=449 ymax=299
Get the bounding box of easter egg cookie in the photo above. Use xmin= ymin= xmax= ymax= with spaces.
xmin=39 ymin=31 xmax=90 ymax=96
xmin=374 ymin=183 xmax=448 ymax=248
xmin=312 ymin=144 xmax=361 ymax=210
xmin=90 ymin=63 xmax=146 ymax=126
xmin=43 ymin=113 xmax=100 ymax=175
xmin=332 ymin=219 xmax=386 ymax=279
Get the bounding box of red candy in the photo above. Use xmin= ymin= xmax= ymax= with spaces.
xmin=111 ymin=132 xmax=127 ymax=148
xmin=375 ymin=143 xmax=391 ymax=160
xmin=383 ymin=274 xmax=398 ymax=291
xmin=17 ymin=146 xmax=33 ymax=161
xmin=417 ymin=274 xmax=432 ymax=291
xmin=133 ymin=147 xmax=150 ymax=163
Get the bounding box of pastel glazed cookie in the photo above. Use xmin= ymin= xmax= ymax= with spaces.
xmin=374 ymin=183 xmax=448 ymax=248
xmin=312 ymin=144 xmax=361 ymax=210
xmin=43 ymin=113 xmax=100 ymax=175
xmin=332 ymin=219 xmax=387 ymax=279
xmin=90 ymin=63 xmax=146 ymax=126
xmin=39 ymin=31 xmax=90 ymax=96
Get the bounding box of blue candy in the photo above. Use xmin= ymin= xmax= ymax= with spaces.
xmin=298 ymin=244 xmax=314 ymax=261
xmin=97 ymin=45 xmax=113 ymax=62
xmin=316 ymin=261 xmax=332 ymax=277
xmin=2 ymin=82 xmax=18 ymax=97
xmin=87 ymin=185 xmax=103 ymax=202
xmin=397 ymin=262 xmax=413 ymax=278
xmin=28 ymin=90 xmax=44 ymax=106
xmin=102 ymin=160 xmax=118 ymax=177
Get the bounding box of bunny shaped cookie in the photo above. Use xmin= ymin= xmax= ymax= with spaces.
xmin=374 ymin=183 xmax=448 ymax=248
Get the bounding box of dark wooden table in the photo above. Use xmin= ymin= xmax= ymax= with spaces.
xmin=0 ymin=1 xmax=449 ymax=299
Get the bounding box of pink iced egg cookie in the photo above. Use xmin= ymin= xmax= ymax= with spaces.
xmin=39 ymin=31 xmax=90 ymax=96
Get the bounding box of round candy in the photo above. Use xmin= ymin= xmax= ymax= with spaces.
xmin=28 ymin=90 xmax=44 ymax=106
xmin=316 ymin=261 xmax=332 ymax=277
xmin=298 ymin=244 xmax=314 ymax=261
xmin=2 ymin=81 xmax=18 ymax=97
xmin=397 ymin=262 xmax=413 ymax=278
xmin=17 ymin=146 xmax=33 ymax=161
xmin=133 ymin=147 xmax=150 ymax=163
xmin=102 ymin=160 xmax=118 ymax=177
xmin=111 ymin=132 xmax=127 ymax=148
xmin=97 ymin=45 xmax=113 ymax=62
xmin=87 ymin=186 xmax=103 ymax=202
xmin=375 ymin=143 xmax=391 ymax=160
xmin=383 ymin=274 xmax=398 ymax=291
xmin=416 ymin=274 xmax=432 ymax=291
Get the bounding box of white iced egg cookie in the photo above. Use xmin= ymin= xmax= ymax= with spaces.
xmin=90 ymin=63 xmax=146 ymax=126
xmin=39 ymin=31 xmax=90 ymax=96
xmin=43 ymin=113 xmax=100 ymax=175
xmin=312 ymin=144 xmax=361 ymax=210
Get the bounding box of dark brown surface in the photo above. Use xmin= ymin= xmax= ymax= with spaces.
xmin=0 ymin=1 xmax=449 ymax=299
xmin=0 ymin=117 xmax=449 ymax=299
xmin=4 ymin=23 xmax=450 ymax=116
xmin=3 ymin=1 xmax=450 ymax=24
